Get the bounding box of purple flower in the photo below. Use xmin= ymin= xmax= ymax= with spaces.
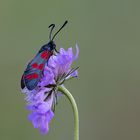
xmin=22 ymin=45 xmax=79 ymax=134
xmin=48 ymin=45 xmax=79 ymax=79
xmin=27 ymin=93 xmax=54 ymax=134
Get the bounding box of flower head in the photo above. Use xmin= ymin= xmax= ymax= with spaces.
xmin=22 ymin=45 xmax=79 ymax=134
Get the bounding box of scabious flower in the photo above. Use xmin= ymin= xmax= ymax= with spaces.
xmin=22 ymin=44 xmax=79 ymax=134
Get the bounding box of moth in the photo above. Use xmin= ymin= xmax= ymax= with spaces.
xmin=21 ymin=21 xmax=68 ymax=90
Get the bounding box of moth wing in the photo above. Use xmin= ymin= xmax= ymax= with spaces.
xmin=24 ymin=70 xmax=41 ymax=90
xmin=21 ymin=75 xmax=25 ymax=89
xmin=21 ymin=52 xmax=46 ymax=90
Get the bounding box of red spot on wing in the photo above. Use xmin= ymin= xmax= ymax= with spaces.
xmin=39 ymin=64 xmax=44 ymax=70
xmin=32 ymin=73 xmax=38 ymax=79
xmin=25 ymin=73 xmax=38 ymax=80
xmin=32 ymin=63 xmax=38 ymax=68
xmin=25 ymin=74 xmax=33 ymax=80
xmin=41 ymin=51 xmax=50 ymax=59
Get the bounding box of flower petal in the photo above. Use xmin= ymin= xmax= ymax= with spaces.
xmin=39 ymin=110 xmax=54 ymax=134
xmin=73 ymin=44 xmax=79 ymax=60
xmin=38 ymin=66 xmax=55 ymax=87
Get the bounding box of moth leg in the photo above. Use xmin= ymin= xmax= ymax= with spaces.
xmin=55 ymin=48 xmax=59 ymax=54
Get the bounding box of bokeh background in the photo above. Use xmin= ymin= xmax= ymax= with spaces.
xmin=0 ymin=0 xmax=140 ymax=140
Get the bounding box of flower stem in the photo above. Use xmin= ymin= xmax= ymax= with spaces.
xmin=58 ymin=85 xmax=79 ymax=140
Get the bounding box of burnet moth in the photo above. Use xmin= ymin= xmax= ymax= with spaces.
xmin=21 ymin=21 xmax=68 ymax=90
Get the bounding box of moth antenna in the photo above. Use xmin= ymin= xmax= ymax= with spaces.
xmin=52 ymin=20 xmax=68 ymax=40
xmin=48 ymin=24 xmax=55 ymax=41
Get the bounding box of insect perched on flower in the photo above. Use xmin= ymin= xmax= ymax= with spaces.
xmin=21 ymin=21 xmax=68 ymax=91
xmin=21 ymin=21 xmax=79 ymax=135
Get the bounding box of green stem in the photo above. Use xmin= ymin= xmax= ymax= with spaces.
xmin=58 ymin=85 xmax=79 ymax=140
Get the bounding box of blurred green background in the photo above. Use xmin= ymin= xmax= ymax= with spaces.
xmin=0 ymin=0 xmax=140 ymax=140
